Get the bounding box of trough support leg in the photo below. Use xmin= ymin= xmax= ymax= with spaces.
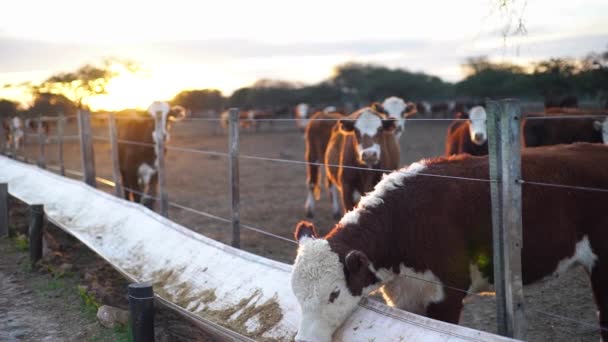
xmin=28 ymin=204 xmax=44 ymax=266
xmin=128 ymin=283 xmax=155 ymax=342
xmin=487 ymin=99 xmax=526 ymax=340
xmin=228 ymin=108 xmax=241 ymax=248
xmin=0 ymin=183 xmax=8 ymax=237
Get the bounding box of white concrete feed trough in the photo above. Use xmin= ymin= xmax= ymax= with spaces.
xmin=0 ymin=156 xmax=517 ymax=342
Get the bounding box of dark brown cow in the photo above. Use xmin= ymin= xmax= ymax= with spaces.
xmin=117 ymin=102 xmax=185 ymax=209
xmin=324 ymin=107 xmax=399 ymax=219
xmin=522 ymin=112 xmax=605 ymax=147
xmin=545 ymin=94 xmax=579 ymax=109
xmin=445 ymin=106 xmax=488 ymax=156
xmin=291 ymin=143 xmax=608 ymax=342
xmin=304 ymin=111 xmax=345 ymax=218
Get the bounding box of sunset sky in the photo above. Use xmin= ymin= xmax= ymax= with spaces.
xmin=1 ymin=0 xmax=607 ymax=110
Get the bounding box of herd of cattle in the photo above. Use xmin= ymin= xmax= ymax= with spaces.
xmin=291 ymin=96 xmax=608 ymax=341
xmin=2 ymin=97 xmax=608 ymax=341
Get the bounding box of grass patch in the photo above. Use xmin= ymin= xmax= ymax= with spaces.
xmin=78 ymin=285 xmax=101 ymax=316
xmin=13 ymin=233 xmax=28 ymax=251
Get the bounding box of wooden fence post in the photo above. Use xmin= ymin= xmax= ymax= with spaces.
xmin=0 ymin=183 xmax=8 ymax=237
xmin=487 ymin=99 xmax=526 ymax=339
xmin=77 ymin=109 xmax=97 ymax=187
xmin=58 ymin=112 xmax=65 ymax=176
xmin=37 ymin=115 xmax=46 ymax=169
xmin=0 ymin=120 xmax=6 ymax=156
xmin=228 ymin=108 xmax=241 ymax=248
xmin=9 ymin=119 xmax=16 ymax=159
xmin=152 ymin=112 xmax=168 ymax=217
xmin=108 ymin=113 xmax=124 ymax=198
xmin=28 ymin=204 xmax=44 ymax=266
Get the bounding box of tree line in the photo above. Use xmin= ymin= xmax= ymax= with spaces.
xmin=1 ymin=46 xmax=606 ymax=119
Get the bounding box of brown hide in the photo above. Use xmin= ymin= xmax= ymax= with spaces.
xmin=320 ymin=143 xmax=608 ymax=335
xmin=304 ymin=111 xmax=344 ymax=199
xmin=522 ymin=115 xmax=602 ymax=147
xmin=325 ymin=118 xmax=400 ymax=214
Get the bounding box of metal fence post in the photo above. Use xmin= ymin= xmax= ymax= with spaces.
xmin=28 ymin=204 xmax=44 ymax=266
xmin=487 ymin=99 xmax=526 ymax=339
xmin=37 ymin=115 xmax=46 ymax=169
xmin=153 ymin=112 xmax=168 ymax=217
xmin=0 ymin=183 xmax=8 ymax=237
xmin=109 ymin=113 xmax=124 ymax=198
xmin=9 ymin=119 xmax=16 ymax=159
xmin=228 ymin=108 xmax=240 ymax=248
xmin=77 ymin=109 xmax=97 ymax=187
xmin=128 ymin=283 xmax=155 ymax=342
xmin=58 ymin=112 xmax=65 ymax=176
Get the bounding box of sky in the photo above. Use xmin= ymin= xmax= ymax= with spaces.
xmin=0 ymin=0 xmax=607 ymax=110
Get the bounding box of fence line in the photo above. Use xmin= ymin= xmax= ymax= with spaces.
xmin=5 ymin=103 xmax=608 ymax=339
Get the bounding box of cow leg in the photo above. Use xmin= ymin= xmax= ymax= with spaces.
xmin=305 ymin=140 xmax=321 ymax=218
xmin=340 ymin=183 xmax=356 ymax=218
xmin=330 ymin=184 xmax=341 ymax=219
xmin=425 ymin=290 xmax=466 ymax=324
xmin=590 ymin=262 xmax=608 ymax=341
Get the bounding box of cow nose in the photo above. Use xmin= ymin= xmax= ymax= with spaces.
xmin=362 ymin=150 xmax=377 ymax=161
xmin=474 ymin=133 xmax=484 ymax=142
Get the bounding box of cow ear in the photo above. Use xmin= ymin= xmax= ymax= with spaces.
xmin=169 ymin=106 xmax=187 ymax=122
xmin=344 ymin=250 xmax=377 ymax=296
xmin=371 ymin=102 xmax=387 ymax=115
xmin=594 ymin=120 xmax=603 ymax=131
xmin=403 ymin=102 xmax=418 ymax=118
xmin=294 ymin=220 xmax=318 ymax=243
xmin=339 ymin=119 xmax=356 ymax=132
xmin=382 ymin=117 xmax=397 ymax=131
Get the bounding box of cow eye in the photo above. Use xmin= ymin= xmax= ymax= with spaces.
xmin=328 ymin=289 xmax=340 ymax=303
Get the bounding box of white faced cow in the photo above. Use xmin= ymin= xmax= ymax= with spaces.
xmin=445 ymin=106 xmax=488 ymax=156
xmin=4 ymin=116 xmax=24 ymax=150
xmin=292 ymin=143 xmax=608 ymax=342
xmin=594 ymin=117 xmax=608 ymax=143
xmin=295 ymin=103 xmax=311 ymax=131
xmin=372 ymin=96 xmax=417 ymax=140
xmin=117 ymin=101 xmax=185 ymax=209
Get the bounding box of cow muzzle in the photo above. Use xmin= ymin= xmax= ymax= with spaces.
xmin=359 ymin=145 xmax=380 ymax=167
xmin=472 ymin=132 xmax=486 ymax=145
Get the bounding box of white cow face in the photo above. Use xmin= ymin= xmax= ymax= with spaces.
xmin=291 ymin=222 xmax=375 ymax=342
xmin=296 ymin=103 xmax=310 ymax=129
xmin=594 ymin=118 xmax=608 ymax=144
xmin=468 ymin=106 xmax=487 ymax=145
xmin=373 ymin=97 xmax=417 ymax=140
xmin=340 ymin=108 xmax=397 ymax=167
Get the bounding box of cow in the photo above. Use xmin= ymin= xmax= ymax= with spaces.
xmin=545 ymin=94 xmax=578 ymax=109
xmin=24 ymin=117 xmax=50 ymax=140
xmin=295 ymin=104 xmax=311 ymax=131
xmin=117 ymin=101 xmax=185 ymax=209
xmin=324 ymin=107 xmax=399 ymax=219
xmin=416 ymin=101 xmax=432 ymax=116
xmin=2 ymin=117 xmax=24 ymax=150
xmin=304 ymin=111 xmax=345 ymax=218
xmin=291 ymin=143 xmax=608 ymax=342
xmin=522 ymin=113 xmax=605 ymax=147
xmin=372 ymin=97 xmax=417 ymax=140
xmin=445 ymin=106 xmax=488 ymax=156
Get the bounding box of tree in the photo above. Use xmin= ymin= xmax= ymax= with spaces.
xmin=34 ymin=58 xmax=139 ymax=109
xmin=171 ymin=89 xmax=225 ymax=113
xmin=0 ymin=99 xmax=19 ymax=119
xmin=28 ymin=93 xmax=77 ymax=117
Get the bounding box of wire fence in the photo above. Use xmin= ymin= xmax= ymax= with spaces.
xmin=2 ymin=107 xmax=608 ymax=339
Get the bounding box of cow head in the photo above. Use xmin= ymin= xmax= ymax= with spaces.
xmin=291 ymin=221 xmax=378 ymax=342
xmin=339 ymin=107 xmax=397 ymax=167
xmin=372 ymin=97 xmax=417 ymax=140
xmin=468 ymin=106 xmax=487 ymax=146
xmin=296 ymin=103 xmax=310 ymax=129
xmin=594 ymin=118 xmax=608 ymax=144
xmin=137 ymin=162 xmax=158 ymax=209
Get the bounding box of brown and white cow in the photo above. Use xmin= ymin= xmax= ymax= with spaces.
xmin=2 ymin=117 xmax=24 ymax=150
xmin=304 ymin=111 xmax=345 ymax=218
xmin=291 ymin=143 xmax=608 ymax=342
xmin=324 ymin=107 xmax=399 ymax=219
xmin=373 ymin=97 xmax=417 ymax=140
xmin=295 ymin=103 xmax=311 ymax=131
xmin=445 ymin=106 xmax=488 ymax=156
xmin=117 ymin=101 xmax=185 ymax=209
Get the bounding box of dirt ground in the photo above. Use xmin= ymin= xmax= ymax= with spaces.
xmin=0 ymin=199 xmax=215 ymax=341
xmin=11 ymin=117 xmax=602 ymax=341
